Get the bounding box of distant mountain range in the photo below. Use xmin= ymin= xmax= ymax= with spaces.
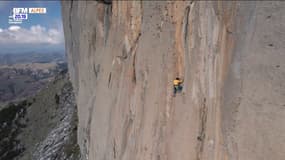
xmin=0 ymin=52 xmax=65 ymax=65
xmin=0 ymin=52 xmax=67 ymax=104
xmin=0 ymin=43 xmax=65 ymax=56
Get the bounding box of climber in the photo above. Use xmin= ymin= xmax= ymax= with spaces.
xmin=173 ymin=77 xmax=183 ymax=96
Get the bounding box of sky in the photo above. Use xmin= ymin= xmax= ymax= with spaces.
xmin=0 ymin=0 xmax=64 ymax=54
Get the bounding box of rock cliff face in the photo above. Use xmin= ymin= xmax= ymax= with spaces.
xmin=61 ymin=1 xmax=285 ymax=160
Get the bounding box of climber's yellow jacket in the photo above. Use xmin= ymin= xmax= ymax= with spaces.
xmin=173 ymin=79 xmax=183 ymax=86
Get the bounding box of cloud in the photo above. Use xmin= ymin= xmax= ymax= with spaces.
xmin=0 ymin=25 xmax=64 ymax=44
xmin=8 ymin=25 xmax=21 ymax=31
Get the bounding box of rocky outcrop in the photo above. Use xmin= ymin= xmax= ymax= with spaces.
xmin=61 ymin=1 xmax=285 ymax=160
xmin=32 ymin=80 xmax=79 ymax=160
xmin=0 ymin=73 xmax=80 ymax=160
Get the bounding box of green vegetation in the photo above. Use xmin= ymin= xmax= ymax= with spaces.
xmin=0 ymin=72 xmax=81 ymax=160
xmin=0 ymin=99 xmax=33 ymax=160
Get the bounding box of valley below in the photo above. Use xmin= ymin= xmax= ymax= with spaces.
xmin=0 ymin=52 xmax=67 ymax=104
xmin=0 ymin=52 xmax=80 ymax=160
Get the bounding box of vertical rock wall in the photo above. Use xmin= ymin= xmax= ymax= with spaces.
xmin=61 ymin=1 xmax=285 ymax=160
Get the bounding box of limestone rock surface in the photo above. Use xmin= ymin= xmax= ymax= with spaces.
xmin=61 ymin=1 xmax=285 ymax=160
